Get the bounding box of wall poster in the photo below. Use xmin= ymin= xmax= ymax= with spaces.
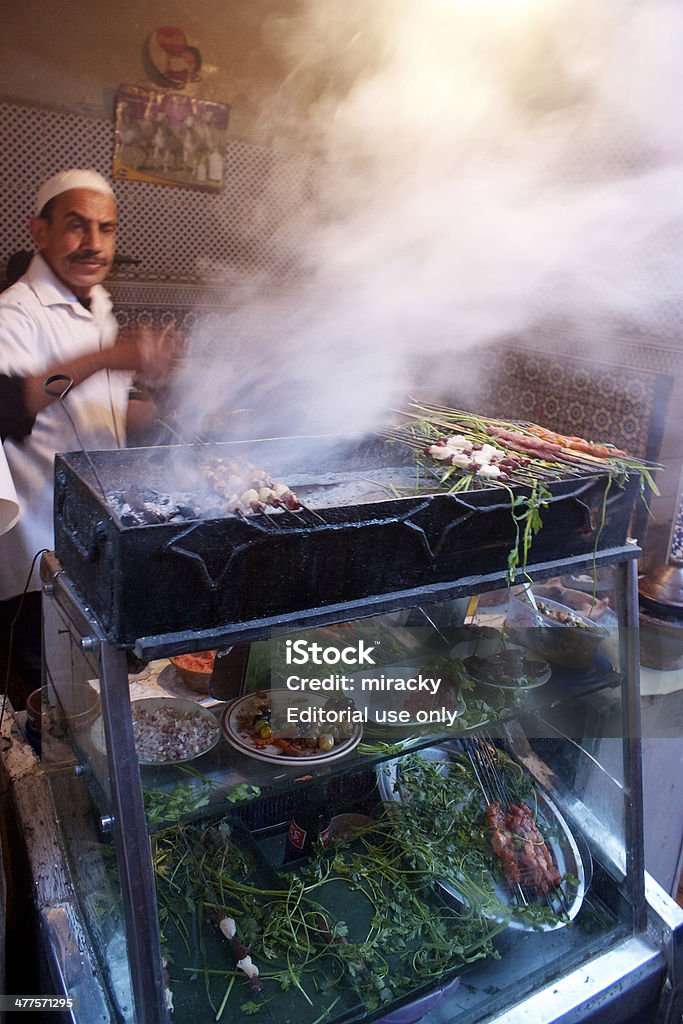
xmin=113 ymin=85 xmax=231 ymax=191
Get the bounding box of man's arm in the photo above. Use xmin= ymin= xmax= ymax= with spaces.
xmin=0 ymin=291 xmax=176 ymax=440
xmin=1 ymin=336 xmax=173 ymax=441
xmin=20 ymin=334 xmax=172 ymax=421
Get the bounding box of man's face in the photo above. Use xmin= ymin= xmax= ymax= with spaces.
xmin=30 ymin=188 xmax=117 ymax=299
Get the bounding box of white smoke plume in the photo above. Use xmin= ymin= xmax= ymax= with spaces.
xmin=174 ymin=0 xmax=683 ymax=444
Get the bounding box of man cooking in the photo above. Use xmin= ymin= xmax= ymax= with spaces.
xmin=0 ymin=168 xmax=173 ymax=708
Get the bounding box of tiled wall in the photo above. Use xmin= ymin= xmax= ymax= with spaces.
xmin=2 ymin=99 xmax=682 ymax=561
xmin=0 ymin=100 xmax=313 ymax=280
xmin=420 ymin=330 xmax=682 ymax=558
xmin=514 ymin=328 xmax=683 ymax=564
xmin=671 ymin=485 xmax=683 ymax=561
xmin=447 ymin=343 xmax=670 ymax=462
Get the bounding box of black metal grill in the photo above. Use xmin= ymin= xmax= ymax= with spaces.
xmin=53 ymin=435 xmax=639 ymax=650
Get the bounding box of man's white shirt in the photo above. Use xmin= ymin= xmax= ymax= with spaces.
xmin=0 ymin=254 xmax=129 ymax=598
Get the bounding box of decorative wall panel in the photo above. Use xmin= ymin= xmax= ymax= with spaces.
xmin=442 ymin=343 xmax=672 ymax=463
xmin=0 ymin=100 xmax=314 ymax=281
xmin=670 ymin=488 xmax=683 ymax=562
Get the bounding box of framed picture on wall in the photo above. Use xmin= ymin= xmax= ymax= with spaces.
xmin=113 ymin=85 xmax=231 ymax=191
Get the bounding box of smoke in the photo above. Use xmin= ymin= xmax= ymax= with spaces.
xmin=175 ymin=0 xmax=683 ymax=443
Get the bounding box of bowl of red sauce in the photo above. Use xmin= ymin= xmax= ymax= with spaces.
xmin=170 ymin=650 xmax=217 ymax=693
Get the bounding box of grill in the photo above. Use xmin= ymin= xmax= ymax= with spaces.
xmin=53 ymin=434 xmax=639 ymax=652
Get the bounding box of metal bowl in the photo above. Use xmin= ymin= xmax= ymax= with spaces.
xmin=505 ymin=595 xmax=610 ymax=670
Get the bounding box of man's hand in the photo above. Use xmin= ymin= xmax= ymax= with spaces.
xmin=138 ymin=322 xmax=183 ymax=385
xmin=108 ymin=323 xmax=180 ymax=384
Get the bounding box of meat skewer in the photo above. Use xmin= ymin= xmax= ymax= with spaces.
xmin=464 ymin=737 xmax=566 ymax=912
xmin=155 ymin=417 xmax=304 ymax=516
xmin=486 ymin=425 xmax=580 ymax=464
xmin=526 ymin=424 xmax=627 ymax=459
xmin=215 ymin=913 xmax=262 ymax=991
xmin=486 ymin=801 xmax=521 ymax=885
xmin=506 ymin=802 xmax=561 ymax=894
xmin=388 ymin=402 xmax=642 ymax=482
xmin=202 ymin=454 xmax=302 ymax=515
xmin=486 ymin=799 xmax=561 ymax=898
xmin=401 ymin=399 xmax=628 ymax=461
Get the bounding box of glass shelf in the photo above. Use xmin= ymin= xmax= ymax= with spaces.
xmin=39 ymin=555 xmax=653 ymax=1024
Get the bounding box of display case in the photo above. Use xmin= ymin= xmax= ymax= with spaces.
xmin=34 ymin=540 xmax=683 ymax=1024
xmin=12 ymin=431 xmax=677 ymax=1024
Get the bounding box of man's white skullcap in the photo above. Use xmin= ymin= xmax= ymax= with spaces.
xmin=35 ymin=169 xmax=115 ymax=215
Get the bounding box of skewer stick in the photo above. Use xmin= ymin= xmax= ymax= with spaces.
xmin=382 ymin=427 xmax=586 ymax=491
xmin=167 ymin=411 xmax=212 ymax=447
xmin=235 ymin=507 xmax=283 ymax=531
xmin=299 ymin=503 xmax=328 ymax=525
xmin=464 ymin=738 xmax=529 ymax=908
xmin=382 ymin=423 xmax=591 ymax=482
xmin=155 ymin=418 xmax=205 ymax=462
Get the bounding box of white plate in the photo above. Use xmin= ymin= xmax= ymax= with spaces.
xmin=378 ymin=746 xmax=586 ymax=931
xmin=90 ymin=697 xmax=221 ymax=766
xmin=222 ymin=690 xmax=362 ymax=766
xmin=437 ymin=788 xmax=585 ymax=931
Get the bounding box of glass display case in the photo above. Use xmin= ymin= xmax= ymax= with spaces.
xmin=37 ymin=544 xmax=683 ymax=1024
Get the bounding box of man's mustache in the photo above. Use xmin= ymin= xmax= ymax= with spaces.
xmin=69 ymin=252 xmax=107 ymax=265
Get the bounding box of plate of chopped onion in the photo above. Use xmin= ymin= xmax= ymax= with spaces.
xmin=90 ymin=697 xmax=221 ymax=765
